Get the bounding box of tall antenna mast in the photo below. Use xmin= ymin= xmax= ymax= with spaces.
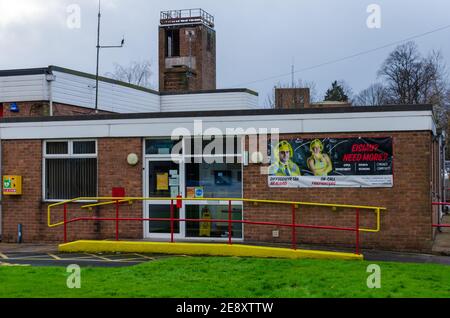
xmin=95 ymin=0 xmax=101 ymax=114
xmin=94 ymin=0 xmax=125 ymax=114
xmin=291 ymin=57 xmax=295 ymax=88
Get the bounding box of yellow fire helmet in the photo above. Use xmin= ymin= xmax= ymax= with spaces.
xmin=274 ymin=141 xmax=294 ymax=161
xmin=310 ymin=139 xmax=324 ymax=152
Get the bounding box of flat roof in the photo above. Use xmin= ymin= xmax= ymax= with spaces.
xmin=0 ymin=104 xmax=433 ymax=124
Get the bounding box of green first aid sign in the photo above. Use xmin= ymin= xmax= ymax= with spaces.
xmin=3 ymin=176 xmax=22 ymax=195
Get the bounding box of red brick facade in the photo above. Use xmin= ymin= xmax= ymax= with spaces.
xmin=243 ymin=131 xmax=436 ymax=252
xmin=159 ymin=24 xmax=216 ymax=92
xmin=1 ymin=101 xmax=111 ymax=118
xmin=0 ymin=131 xmax=439 ymax=253
xmin=1 ymin=138 xmax=143 ymax=243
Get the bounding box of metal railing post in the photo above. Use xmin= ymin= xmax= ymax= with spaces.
xmin=292 ymin=204 xmax=297 ymax=250
xmin=115 ymin=200 xmax=119 ymax=241
xmin=63 ymin=203 xmax=67 ymax=243
xmin=228 ymin=200 xmax=232 ymax=245
xmin=170 ymin=200 xmax=174 ymax=243
xmin=356 ymin=208 xmax=360 ymax=255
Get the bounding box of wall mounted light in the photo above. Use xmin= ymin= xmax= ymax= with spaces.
xmin=127 ymin=153 xmax=139 ymax=166
xmin=10 ymin=102 xmax=19 ymax=113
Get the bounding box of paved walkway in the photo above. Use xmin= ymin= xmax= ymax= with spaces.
xmin=0 ymin=244 xmax=167 ymax=267
xmin=432 ymin=214 xmax=450 ymax=255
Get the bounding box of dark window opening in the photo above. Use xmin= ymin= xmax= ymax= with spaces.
xmin=165 ymin=29 xmax=180 ymax=57
xmin=207 ymin=31 xmax=214 ymax=52
xmin=45 ymin=158 xmax=97 ymax=200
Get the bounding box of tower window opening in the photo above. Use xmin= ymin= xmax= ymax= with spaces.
xmin=166 ymin=29 xmax=180 ymax=57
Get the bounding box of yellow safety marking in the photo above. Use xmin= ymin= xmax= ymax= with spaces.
xmin=85 ymin=253 xmax=113 ymax=262
xmin=134 ymin=253 xmax=155 ymax=260
xmin=0 ymin=262 xmax=30 ymax=267
xmin=0 ymin=257 xmax=141 ymax=264
xmin=361 ymin=209 xmax=382 ymax=233
xmin=59 ymin=241 xmax=364 ymax=261
xmin=48 ymin=197 xmax=387 ymax=231
xmin=47 ymin=253 xmax=62 ymax=260
xmin=0 ymin=252 xmax=8 ymax=260
xmin=81 ymin=200 xmax=132 ymax=209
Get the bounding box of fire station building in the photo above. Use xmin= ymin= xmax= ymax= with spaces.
xmin=0 ymin=9 xmax=445 ymax=254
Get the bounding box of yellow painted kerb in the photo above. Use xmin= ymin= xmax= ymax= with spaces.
xmin=59 ymin=241 xmax=364 ymax=261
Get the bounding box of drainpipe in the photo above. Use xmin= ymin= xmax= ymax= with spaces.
xmin=46 ymin=72 xmax=56 ymax=116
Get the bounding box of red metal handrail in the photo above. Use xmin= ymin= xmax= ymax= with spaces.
xmin=432 ymin=202 xmax=450 ymax=228
xmin=57 ymin=199 xmax=363 ymax=255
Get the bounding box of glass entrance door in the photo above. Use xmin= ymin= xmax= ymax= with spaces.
xmin=145 ymin=159 xmax=184 ymax=238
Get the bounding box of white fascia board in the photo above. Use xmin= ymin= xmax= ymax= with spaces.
xmin=0 ymin=111 xmax=435 ymax=140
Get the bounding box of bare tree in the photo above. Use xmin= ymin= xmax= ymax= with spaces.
xmin=265 ymin=79 xmax=318 ymax=108
xmin=354 ymin=83 xmax=388 ymax=106
xmin=378 ymin=42 xmax=449 ymax=128
xmin=105 ymin=61 xmax=154 ymax=89
xmin=378 ymin=42 xmax=446 ymax=105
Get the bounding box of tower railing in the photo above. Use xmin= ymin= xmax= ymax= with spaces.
xmin=160 ymin=9 xmax=214 ymax=28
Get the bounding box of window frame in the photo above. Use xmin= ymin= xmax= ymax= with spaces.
xmin=43 ymin=140 xmax=98 ymax=202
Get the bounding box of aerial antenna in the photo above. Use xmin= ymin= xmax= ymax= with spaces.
xmin=291 ymin=57 xmax=295 ymax=88
xmin=95 ymin=0 xmax=125 ymax=114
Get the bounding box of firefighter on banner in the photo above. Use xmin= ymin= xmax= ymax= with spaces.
xmin=269 ymin=140 xmax=301 ymax=177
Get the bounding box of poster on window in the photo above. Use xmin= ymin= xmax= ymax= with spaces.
xmin=268 ymin=137 xmax=393 ymax=188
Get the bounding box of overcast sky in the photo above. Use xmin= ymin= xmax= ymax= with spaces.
xmin=1 ymin=0 xmax=449 ymax=105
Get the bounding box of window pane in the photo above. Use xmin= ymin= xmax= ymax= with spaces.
xmin=186 ymin=137 xmax=241 ymax=156
xmin=46 ymin=158 xmax=97 ymax=200
xmin=145 ymin=139 xmax=180 ymax=155
xmin=186 ymin=159 xmax=242 ymax=198
xmin=186 ymin=205 xmax=242 ymax=238
xmin=148 ymin=205 xmax=180 ymax=234
xmin=73 ymin=141 xmax=96 ymax=154
xmin=148 ymin=161 xmax=179 ymax=198
xmin=46 ymin=142 xmax=68 ymax=155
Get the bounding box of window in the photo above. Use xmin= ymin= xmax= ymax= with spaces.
xmin=186 ymin=160 xmax=242 ymax=198
xmin=207 ymin=30 xmax=214 ymax=52
xmin=44 ymin=140 xmax=97 ymax=201
xmin=145 ymin=138 xmax=181 ymax=155
xmin=186 ymin=205 xmax=242 ymax=239
xmin=185 ymin=137 xmax=242 ymax=157
xmin=165 ymin=29 xmax=180 ymax=57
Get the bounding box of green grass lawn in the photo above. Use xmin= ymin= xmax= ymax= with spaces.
xmin=1 ymin=256 xmax=449 ymax=298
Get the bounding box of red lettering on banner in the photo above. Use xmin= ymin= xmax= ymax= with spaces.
xmin=351 ymin=144 xmax=380 ymax=153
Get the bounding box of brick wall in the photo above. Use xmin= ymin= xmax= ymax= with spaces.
xmin=1 ymin=138 xmax=143 ymax=243
xmin=243 ymin=131 xmax=435 ymax=253
xmin=1 ymin=101 xmax=111 ymax=118
xmin=159 ymin=24 xmax=216 ymax=92
xmin=0 ymin=132 xmax=437 ymax=253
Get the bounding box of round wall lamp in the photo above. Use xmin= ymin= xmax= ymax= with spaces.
xmin=127 ymin=153 xmax=139 ymax=166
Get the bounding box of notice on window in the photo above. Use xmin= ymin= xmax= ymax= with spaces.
xmin=169 ymin=176 xmax=179 ymax=186
xmin=157 ymin=173 xmax=169 ymax=191
xmin=186 ymin=187 xmax=196 ymax=198
xmin=170 ymin=186 xmax=179 ymax=198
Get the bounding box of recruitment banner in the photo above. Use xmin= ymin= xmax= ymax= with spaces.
xmin=268 ymin=137 xmax=393 ymax=188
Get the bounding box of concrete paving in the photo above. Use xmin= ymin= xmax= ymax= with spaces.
xmin=2 ymin=242 xmax=450 ymax=267
xmin=432 ymin=214 xmax=450 ymax=255
xmin=364 ymin=250 xmax=450 ymax=266
xmin=0 ymin=244 xmax=166 ymax=267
